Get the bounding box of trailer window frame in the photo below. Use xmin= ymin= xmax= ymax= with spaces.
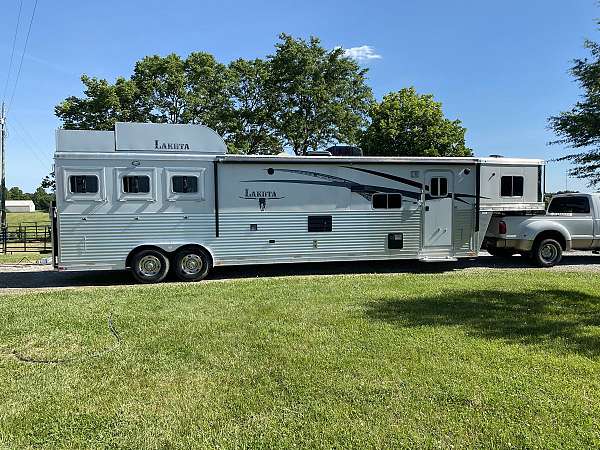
xmin=165 ymin=168 xmax=206 ymax=202
xmin=122 ymin=175 xmax=151 ymax=194
xmin=172 ymin=175 xmax=199 ymax=194
xmin=62 ymin=167 xmax=106 ymax=203
xmin=69 ymin=175 xmax=99 ymax=194
xmin=372 ymin=193 xmax=402 ymax=209
xmin=500 ymin=175 xmax=524 ymax=197
xmin=429 ymin=177 xmax=448 ymax=198
xmin=116 ymin=168 xmax=156 ymax=202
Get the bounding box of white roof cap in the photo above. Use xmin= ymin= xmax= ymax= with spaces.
xmin=6 ymin=200 xmax=35 ymax=207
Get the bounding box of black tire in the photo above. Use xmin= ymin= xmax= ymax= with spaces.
xmin=173 ymin=247 xmax=211 ymax=282
xmin=487 ymin=247 xmax=516 ymax=258
xmin=131 ymin=249 xmax=170 ymax=283
xmin=532 ymin=238 xmax=563 ymax=267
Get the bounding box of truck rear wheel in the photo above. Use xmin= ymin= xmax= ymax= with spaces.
xmin=532 ymin=238 xmax=563 ymax=267
xmin=131 ymin=249 xmax=170 ymax=283
xmin=173 ymin=247 xmax=211 ymax=282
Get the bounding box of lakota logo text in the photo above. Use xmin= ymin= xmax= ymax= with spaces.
xmin=154 ymin=140 xmax=190 ymax=150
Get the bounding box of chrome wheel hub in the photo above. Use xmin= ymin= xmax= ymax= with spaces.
xmin=181 ymin=254 xmax=203 ymax=275
xmin=139 ymin=255 xmax=161 ymax=277
xmin=540 ymin=244 xmax=558 ymax=263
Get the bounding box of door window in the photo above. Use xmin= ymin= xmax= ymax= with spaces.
xmin=430 ymin=177 xmax=448 ymax=198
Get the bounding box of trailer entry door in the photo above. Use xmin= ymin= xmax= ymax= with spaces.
xmin=424 ymin=171 xmax=454 ymax=249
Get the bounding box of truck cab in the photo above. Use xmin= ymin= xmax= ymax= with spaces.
xmin=485 ymin=193 xmax=600 ymax=267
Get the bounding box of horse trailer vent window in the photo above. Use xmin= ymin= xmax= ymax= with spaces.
xmin=430 ymin=177 xmax=448 ymax=198
xmin=308 ymin=215 xmax=332 ymax=232
xmin=69 ymin=175 xmax=98 ymax=194
xmin=548 ymin=196 xmax=590 ymax=214
xmin=122 ymin=176 xmax=150 ymax=193
xmin=501 ymin=176 xmax=524 ymax=197
xmin=172 ymin=176 xmax=198 ymax=193
xmin=372 ymin=193 xmax=402 ymax=209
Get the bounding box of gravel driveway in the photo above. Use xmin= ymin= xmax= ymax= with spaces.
xmin=1 ymin=251 xmax=599 ymax=294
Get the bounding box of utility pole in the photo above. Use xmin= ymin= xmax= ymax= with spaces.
xmin=0 ymin=102 xmax=6 ymax=239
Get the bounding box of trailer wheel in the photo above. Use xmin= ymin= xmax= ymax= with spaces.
xmin=532 ymin=238 xmax=563 ymax=267
xmin=173 ymin=247 xmax=211 ymax=282
xmin=131 ymin=249 xmax=170 ymax=283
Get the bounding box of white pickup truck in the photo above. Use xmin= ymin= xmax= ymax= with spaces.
xmin=484 ymin=193 xmax=600 ymax=267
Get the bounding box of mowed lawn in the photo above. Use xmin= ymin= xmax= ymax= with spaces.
xmin=1 ymin=212 xmax=50 ymax=263
xmin=1 ymin=271 xmax=600 ymax=448
xmin=6 ymin=211 xmax=49 ymax=226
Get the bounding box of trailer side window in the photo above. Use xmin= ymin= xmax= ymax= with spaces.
xmin=122 ymin=176 xmax=150 ymax=194
xmin=372 ymin=193 xmax=402 ymax=209
xmin=548 ymin=196 xmax=590 ymax=214
xmin=430 ymin=177 xmax=448 ymax=198
xmin=69 ymin=175 xmax=98 ymax=194
xmin=500 ymin=176 xmax=524 ymax=197
xmin=172 ymin=176 xmax=198 ymax=193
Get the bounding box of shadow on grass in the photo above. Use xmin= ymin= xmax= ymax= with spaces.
xmin=365 ymin=289 xmax=600 ymax=358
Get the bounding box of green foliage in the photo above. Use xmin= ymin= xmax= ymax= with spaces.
xmin=6 ymin=186 xmax=29 ymax=200
xmin=55 ymin=75 xmax=143 ymax=130
xmin=41 ymin=171 xmax=55 ymax=191
xmin=54 ymin=35 xmax=375 ymax=156
xmin=228 ymin=58 xmax=281 ymax=154
xmin=1 ymin=271 xmax=600 ymax=447
xmin=31 ymin=186 xmax=54 ymax=211
xmin=549 ymin=40 xmax=600 ymax=186
xmin=5 ymin=175 xmax=55 ymax=211
xmin=361 ymin=87 xmax=472 ymax=157
xmin=268 ymin=34 xmax=374 ymax=155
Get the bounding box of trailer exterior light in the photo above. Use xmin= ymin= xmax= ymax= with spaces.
xmin=499 ymin=221 xmax=507 ymax=234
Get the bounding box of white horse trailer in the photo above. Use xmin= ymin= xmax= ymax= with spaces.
xmin=51 ymin=122 xmax=545 ymax=282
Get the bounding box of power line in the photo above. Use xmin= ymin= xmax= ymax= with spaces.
xmin=11 ymin=116 xmax=51 ymax=165
xmin=7 ymin=0 xmax=38 ymax=113
xmin=5 ymin=122 xmax=48 ymax=171
xmin=2 ymin=0 xmax=23 ymax=104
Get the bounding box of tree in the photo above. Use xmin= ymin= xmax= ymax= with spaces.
xmin=268 ymin=34 xmax=373 ymax=155
xmin=549 ymin=39 xmax=600 ymax=186
xmin=56 ymin=53 xmax=234 ymax=135
xmin=360 ymin=87 xmax=472 ymax=157
xmin=227 ymin=58 xmax=281 ymax=154
xmin=31 ymin=186 xmax=54 ymax=211
xmin=55 ymin=36 xmax=374 ymax=155
xmin=6 ymin=186 xmax=30 ymax=200
xmin=55 ymin=75 xmax=144 ymax=130
xmin=41 ymin=171 xmax=55 ymax=191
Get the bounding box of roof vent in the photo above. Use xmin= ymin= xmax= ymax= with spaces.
xmin=488 ymin=154 xmax=504 ymax=158
xmin=305 ymin=150 xmax=332 ymax=157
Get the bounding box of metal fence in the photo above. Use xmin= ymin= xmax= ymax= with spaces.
xmin=1 ymin=221 xmax=52 ymax=254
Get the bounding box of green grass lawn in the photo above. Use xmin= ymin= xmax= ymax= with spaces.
xmin=0 ymin=212 xmax=50 ymax=263
xmin=0 ymin=252 xmax=45 ymax=263
xmin=6 ymin=211 xmax=49 ymax=226
xmin=1 ymin=271 xmax=600 ymax=448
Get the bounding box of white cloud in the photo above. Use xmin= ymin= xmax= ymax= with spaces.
xmin=342 ymin=45 xmax=382 ymax=62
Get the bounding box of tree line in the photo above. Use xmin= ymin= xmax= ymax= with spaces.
xmin=4 ymin=180 xmax=53 ymax=211
xmin=55 ymin=33 xmax=472 ymax=157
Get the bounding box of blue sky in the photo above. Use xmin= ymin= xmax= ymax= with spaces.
xmin=0 ymin=0 xmax=598 ymax=192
